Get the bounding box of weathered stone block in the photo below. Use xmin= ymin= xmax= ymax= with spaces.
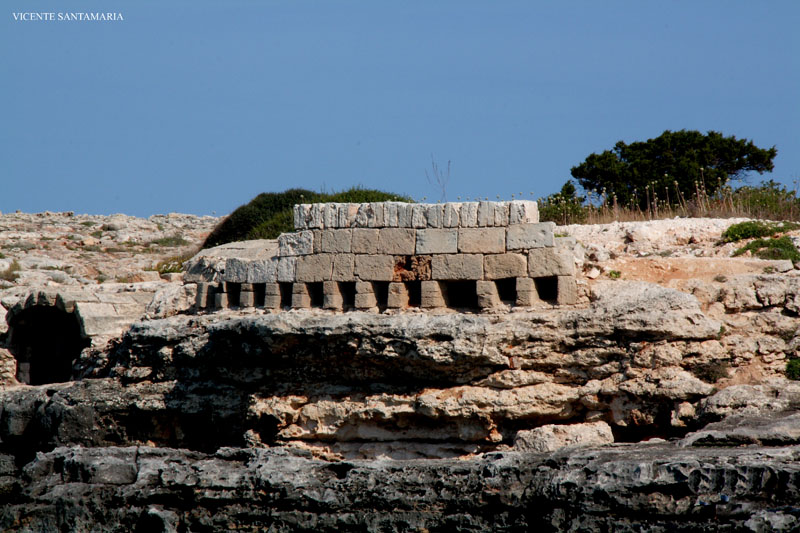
xmin=354 ymin=281 xmax=377 ymax=309
xmin=224 ymin=258 xmax=249 ymax=283
xmin=386 ymin=282 xmax=410 ymax=309
xmin=477 ymin=201 xmax=493 ymax=227
xmin=296 ymin=254 xmax=333 ymax=282
xmin=354 ymin=255 xmax=395 ymax=281
xmin=276 ymin=257 xmax=296 ymax=283
xmin=264 ymin=283 xmax=281 ymax=309
xmin=421 ymin=280 xmax=445 ymax=308
xmin=384 ymin=202 xmax=399 ymax=227
xmin=443 ymin=203 xmax=461 ymax=227
xmin=214 ymin=292 xmax=229 ymax=309
xmin=507 ymin=222 xmax=556 ymax=250
xmin=411 ymin=204 xmax=427 ymax=228
xmin=356 ymin=203 xmax=384 ymax=228
xmin=323 ymin=281 xmax=343 ymax=310
xmin=460 ymin=202 xmax=479 ymax=227
xmin=397 ymin=203 xmax=413 ymax=227
xmin=320 ymin=229 xmax=352 ymax=253
xmin=484 ymin=253 xmax=527 ymax=280
xmin=557 ymin=275 xmax=578 ymax=305
xmin=416 ymin=229 xmax=458 ymax=254
xmin=378 ymin=228 xmax=415 ymax=255
xmin=432 ymin=254 xmax=483 ymax=280
xmin=291 ymin=283 xmax=311 ymax=309
xmin=332 ymin=254 xmax=355 ymax=281
xmin=352 ymin=229 xmax=380 ymax=254
xmin=477 ymin=280 xmax=502 ymax=309
xmin=278 ymin=230 xmax=314 ymax=256
xmin=195 ymin=282 xmax=211 ymax=308
xmin=425 ymin=205 xmax=443 ymax=228
xmin=509 ymin=200 xmax=539 ymax=224
xmin=239 ymin=288 xmax=255 ymax=307
xmin=323 ymin=204 xmax=339 ymax=228
xmin=337 ymin=204 xmax=357 ymax=228
xmin=493 ymin=202 xmax=510 ymax=226
xmin=516 ymin=277 xmax=540 ymax=307
xmin=458 ymin=228 xmax=505 ymax=254
xmin=528 ymin=247 xmax=574 ymax=277
xmin=293 ymin=204 xmax=306 ymax=230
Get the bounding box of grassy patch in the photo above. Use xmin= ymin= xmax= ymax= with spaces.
xmin=148 ymin=251 xmax=196 ymax=274
xmin=148 ymin=235 xmax=190 ymax=247
xmin=80 ymin=221 xmax=96 ymax=227
xmin=90 ymin=230 xmax=103 ymax=238
xmin=1 ymin=259 xmax=22 ymax=282
xmin=733 ymin=236 xmax=800 ymax=261
xmin=608 ymin=270 xmax=621 ymax=279
xmin=722 ymin=220 xmax=800 ymax=243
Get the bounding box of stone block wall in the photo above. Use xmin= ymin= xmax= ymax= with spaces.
xmin=192 ymin=200 xmax=577 ymax=312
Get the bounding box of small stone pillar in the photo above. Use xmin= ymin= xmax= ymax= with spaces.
xmin=323 ymin=281 xmax=343 ymax=310
xmin=214 ymin=283 xmax=228 ymax=309
xmin=556 ymin=275 xmax=578 ymax=305
xmin=354 ymin=281 xmax=377 ymax=309
xmin=291 ymin=283 xmax=311 ymax=309
xmin=195 ymin=282 xmax=211 ymax=309
xmin=386 ymin=282 xmax=409 ymax=309
xmin=516 ymin=277 xmax=539 ymax=307
xmin=239 ymin=283 xmax=255 ymax=307
xmin=421 ymin=281 xmax=445 ymax=308
xmin=477 ymin=281 xmax=502 ymax=309
xmin=264 ymin=283 xmax=281 ymax=309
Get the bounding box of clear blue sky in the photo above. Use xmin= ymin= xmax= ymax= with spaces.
xmin=2 ymin=1 xmax=798 ymax=217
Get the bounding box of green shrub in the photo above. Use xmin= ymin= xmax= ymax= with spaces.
xmin=721 ymin=220 xmax=800 ymax=243
xmin=733 ymin=236 xmax=800 ymax=261
xmin=538 ymin=180 xmax=588 ymax=225
xmin=203 ymin=187 xmax=412 ymax=249
xmin=608 ymin=270 xmax=621 ymax=279
xmin=149 ymin=235 xmax=190 ymax=247
xmin=787 ymin=358 xmax=800 ymax=380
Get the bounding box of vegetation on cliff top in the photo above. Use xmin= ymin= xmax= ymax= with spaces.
xmin=203 ymin=187 xmax=412 ymax=249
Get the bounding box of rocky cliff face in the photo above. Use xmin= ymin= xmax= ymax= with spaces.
xmin=2 ymin=215 xmax=800 ymax=531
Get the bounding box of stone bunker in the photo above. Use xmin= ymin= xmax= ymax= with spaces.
xmin=188 ymin=200 xmax=578 ymax=311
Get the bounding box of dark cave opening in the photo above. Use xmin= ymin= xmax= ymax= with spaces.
xmin=8 ymin=306 xmax=90 ymax=385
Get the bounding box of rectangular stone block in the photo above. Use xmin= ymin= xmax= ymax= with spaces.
xmin=557 ymin=275 xmax=578 ymax=305
xmin=264 ymin=283 xmax=281 ymax=309
xmin=224 ymin=258 xmax=249 ymax=283
xmin=323 ymin=204 xmax=339 ymax=228
xmin=397 ymin=203 xmax=413 ymax=227
xmin=493 ymin=202 xmax=509 ymax=226
xmin=425 ymin=205 xmax=443 ymax=228
xmin=355 ymin=203 xmax=384 ymax=228
xmin=293 ymin=205 xmax=307 ymax=230
xmin=320 ymin=229 xmax=352 ymax=253
xmin=386 ymin=282 xmax=410 ymax=308
xmin=416 ymin=229 xmax=457 ymax=254
xmin=421 ymin=280 xmax=445 ymax=308
xmin=332 ymin=254 xmax=355 ymax=281
xmin=477 ymin=280 xmax=502 ymax=309
xmin=528 ymin=247 xmax=575 ymax=277
xmin=484 ymin=253 xmax=527 ymax=280
xmin=354 ymin=281 xmax=377 ymax=309
xmin=323 ymin=281 xmax=343 ymax=310
xmin=352 ymin=229 xmax=380 ymax=254
xmin=354 ymin=255 xmax=395 ymax=281
xmin=509 ymin=200 xmax=539 ymax=224
xmin=516 ymin=277 xmax=539 ymax=307
xmin=459 ymin=202 xmax=478 ymax=227
xmin=431 ymin=254 xmax=483 ymax=280
xmin=278 ymin=230 xmax=314 ymax=256
xmin=195 ymin=282 xmax=211 ymax=308
xmin=458 ymin=227 xmax=505 ymax=254
xmin=443 ymin=203 xmax=461 ymax=227
xmin=239 ymin=288 xmax=255 ymax=307
xmin=276 ymin=257 xmax=296 ymax=282
xmin=378 ymin=228 xmax=415 ymax=255
xmin=384 ymin=202 xmax=399 ymax=227
xmin=412 ymin=204 xmax=427 ymax=228
xmin=477 ymin=201 xmax=493 ymax=227
xmin=296 ymin=254 xmax=333 ymax=282
xmin=214 ymin=292 xmax=229 ymax=309
xmin=338 ymin=204 xmax=357 ymax=228
xmin=291 ymin=283 xmax=311 ymax=309
xmin=507 ymin=222 xmax=556 ymax=250
xmin=312 ymin=230 xmax=322 ymax=253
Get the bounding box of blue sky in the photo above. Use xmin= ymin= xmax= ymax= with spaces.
xmin=2 ymin=1 xmax=798 ymax=217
